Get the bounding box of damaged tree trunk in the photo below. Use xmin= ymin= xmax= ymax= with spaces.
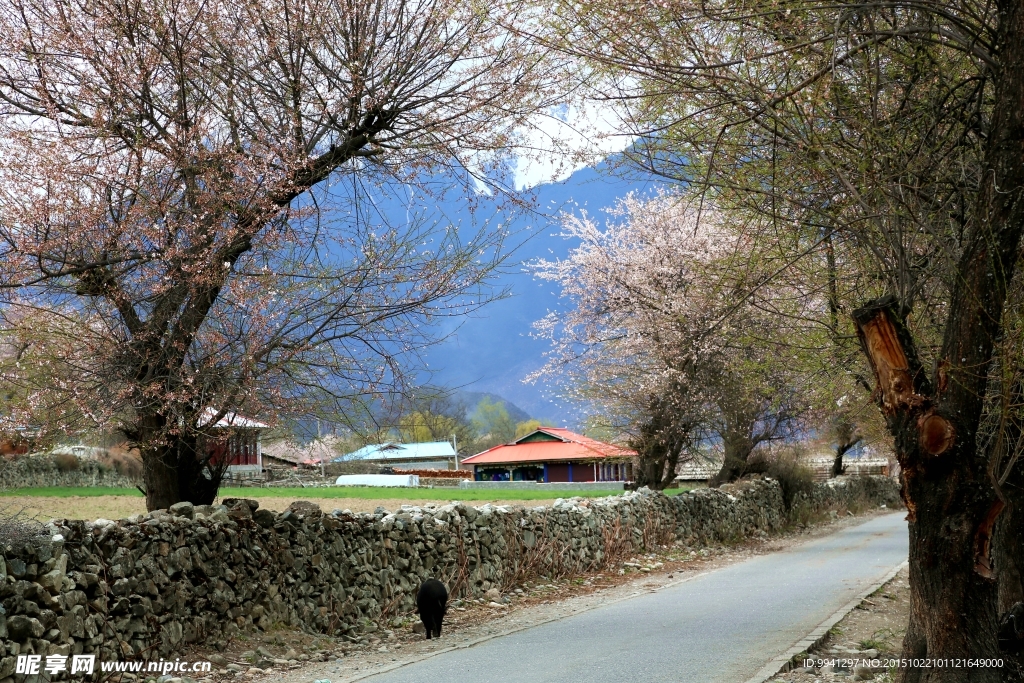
xmin=851 ymin=4 xmax=1024 ymax=680
xmin=853 ymin=299 xmax=1003 ymax=683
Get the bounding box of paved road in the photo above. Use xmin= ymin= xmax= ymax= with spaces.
xmin=357 ymin=513 xmax=908 ymax=683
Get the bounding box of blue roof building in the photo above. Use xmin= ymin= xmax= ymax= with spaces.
xmin=334 ymin=441 xmax=458 ymax=470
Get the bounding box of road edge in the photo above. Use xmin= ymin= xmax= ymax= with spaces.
xmin=742 ymin=559 xmax=909 ymax=683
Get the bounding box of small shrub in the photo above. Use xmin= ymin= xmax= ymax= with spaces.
xmin=96 ymin=449 xmax=144 ymax=480
xmin=0 ymin=506 xmax=45 ymax=545
xmin=53 ymin=452 xmax=80 ymax=472
xmin=111 ymin=452 xmax=144 ymax=480
xmin=765 ymin=452 xmax=815 ymax=512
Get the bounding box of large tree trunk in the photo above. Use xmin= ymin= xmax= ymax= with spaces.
xmin=631 ymin=396 xmax=687 ymax=490
xmin=852 ymin=4 xmax=1024 ymax=679
xmin=709 ymin=408 xmax=756 ymax=487
xmin=142 ymin=446 xmax=181 ymax=512
xmin=137 ymin=413 xmax=224 ymax=510
xmin=900 ymin=458 xmax=1002 ymax=683
xmin=853 ymin=301 xmax=1006 ymax=683
xmin=709 ymin=444 xmax=749 ymax=486
xmin=633 ymin=442 xmax=679 ymax=490
xmin=830 ymin=421 xmax=861 ymax=478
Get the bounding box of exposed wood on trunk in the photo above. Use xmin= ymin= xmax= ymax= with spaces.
xmin=852 ymin=297 xmax=929 ymax=414
xmin=975 ymin=499 xmax=1006 ymax=579
xmin=918 ymin=413 xmax=955 ymax=456
xmin=853 ymin=297 xmax=1005 ymax=682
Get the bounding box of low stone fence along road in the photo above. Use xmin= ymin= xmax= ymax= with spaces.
xmin=353 ymin=512 xmax=909 ymax=683
xmin=0 ymin=476 xmax=899 ymax=679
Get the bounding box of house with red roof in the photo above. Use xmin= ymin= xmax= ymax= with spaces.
xmin=460 ymin=427 xmax=636 ymax=483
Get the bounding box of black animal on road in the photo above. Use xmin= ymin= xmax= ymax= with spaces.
xmin=416 ymin=578 xmax=448 ymax=639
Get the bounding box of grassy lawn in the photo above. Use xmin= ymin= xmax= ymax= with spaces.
xmin=0 ymin=485 xmax=694 ymax=501
xmin=0 ymin=485 xmax=696 ymax=522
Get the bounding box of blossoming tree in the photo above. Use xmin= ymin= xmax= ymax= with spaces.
xmin=0 ymin=0 xmax=556 ymax=509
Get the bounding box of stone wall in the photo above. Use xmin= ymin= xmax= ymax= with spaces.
xmin=0 ymin=476 xmax=899 ymax=679
xmin=0 ymin=456 xmax=138 ymax=491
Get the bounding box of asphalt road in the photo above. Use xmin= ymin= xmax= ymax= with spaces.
xmin=356 ymin=512 xmax=908 ymax=683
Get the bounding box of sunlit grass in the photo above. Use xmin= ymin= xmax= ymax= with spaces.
xmin=0 ymin=484 xmax=697 ymax=501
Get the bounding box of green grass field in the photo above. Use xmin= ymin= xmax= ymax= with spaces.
xmin=0 ymin=485 xmax=693 ymax=501
xmin=0 ymin=485 xmax=697 ymax=521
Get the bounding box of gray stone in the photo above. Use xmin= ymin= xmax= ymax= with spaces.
xmin=7 ymin=558 xmax=26 ymax=579
xmin=221 ymin=498 xmax=259 ymax=512
xmin=7 ymin=615 xmax=44 ymax=640
xmin=854 ymin=666 xmax=875 ymax=680
xmin=253 ymin=509 xmax=276 ymax=528
xmin=169 ymin=502 xmax=194 ymax=520
xmin=208 ymin=509 xmax=230 ymax=523
xmin=287 ymin=500 xmax=322 ymax=519
xmin=164 ymin=620 xmax=183 ymax=644
xmin=0 ymin=656 xmax=16 ymax=679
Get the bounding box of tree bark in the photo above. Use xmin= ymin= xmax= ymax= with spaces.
xmin=141 ymin=444 xmax=180 ymax=512
xmin=630 ymin=393 xmax=690 ymax=490
xmin=830 ymin=451 xmax=846 ymax=478
xmin=854 ymin=301 xmax=1003 ymax=683
xmin=137 ymin=412 xmax=224 ymax=510
xmin=710 ymin=444 xmax=750 ymax=486
xmin=851 ymin=4 xmax=1024 ymax=679
xmin=996 ymin=489 xmax=1024 ymax=615
xmin=709 ymin=406 xmax=757 ymax=487
xmin=830 ymin=421 xmax=861 ymax=478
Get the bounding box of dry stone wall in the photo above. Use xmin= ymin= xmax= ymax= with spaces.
xmin=0 ymin=457 xmax=138 ymax=491
xmin=0 ymin=476 xmax=899 ymax=680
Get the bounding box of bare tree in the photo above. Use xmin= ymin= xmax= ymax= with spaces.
xmin=0 ymin=0 xmax=557 ymax=510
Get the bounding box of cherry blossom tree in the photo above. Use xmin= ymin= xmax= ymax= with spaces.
xmin=531 ymin=192 xmax=812 ymax=489
xmin=0 ymin=0 xmax=558 ymax=509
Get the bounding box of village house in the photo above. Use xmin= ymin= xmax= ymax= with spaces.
xmin=460 ymin=427 xmax=635 ymax=483
xmin=334 ymin=441 xmax=458 ymax=470
xmin=199 ymin=409 xmax=268 ymax=479
xmin=261 ymin=435 xmax=348 ymax=469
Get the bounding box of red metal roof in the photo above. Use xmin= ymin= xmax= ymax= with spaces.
xmin=461 ymin=427 xmax=635 ymax=466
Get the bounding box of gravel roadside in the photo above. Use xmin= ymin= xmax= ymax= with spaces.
xmin=765 ymin=566 xmax=910 ymax=683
